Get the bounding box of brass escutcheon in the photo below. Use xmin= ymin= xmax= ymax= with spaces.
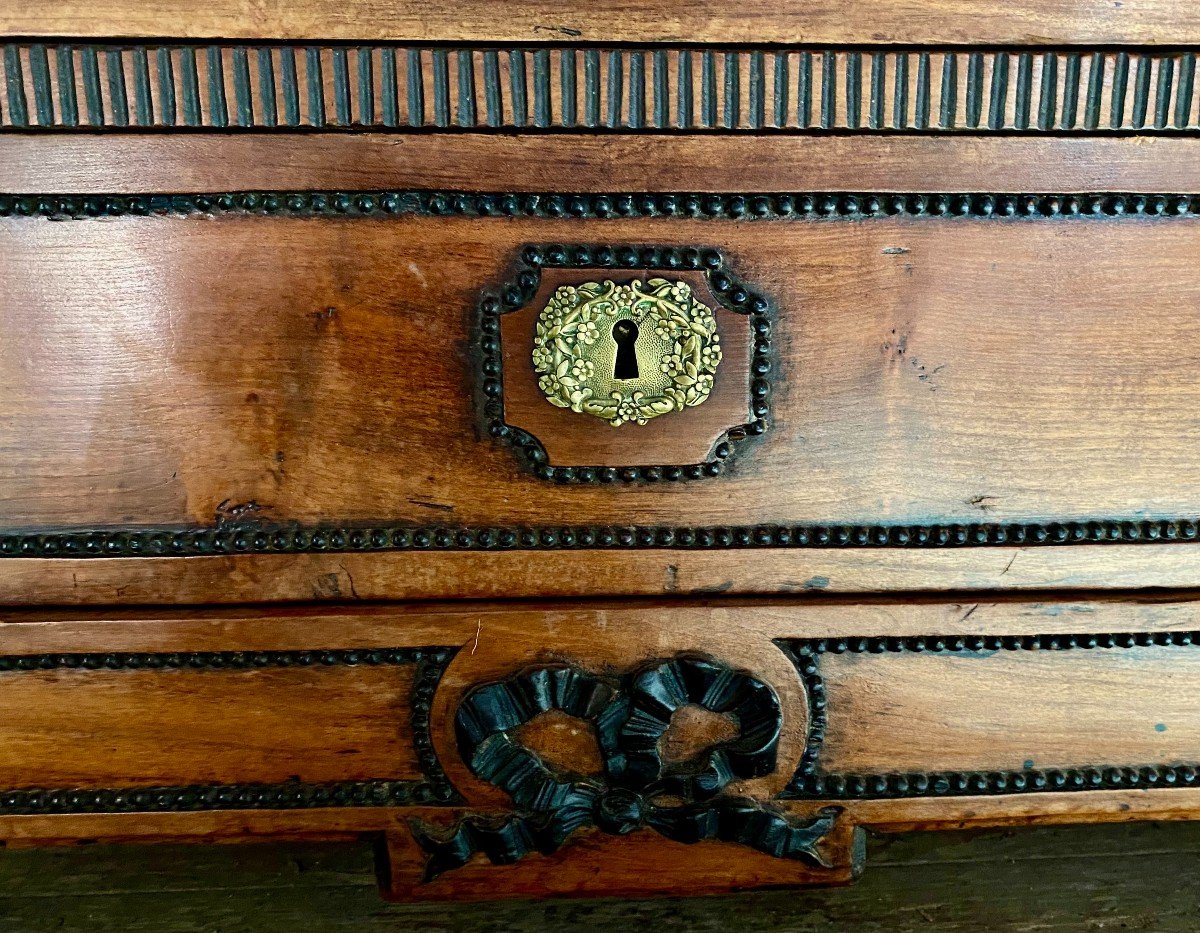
xmin=531 ymin=278 xmax=722 ymax=426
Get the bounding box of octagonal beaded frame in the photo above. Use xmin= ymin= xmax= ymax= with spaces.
xmin=479 ymin=244 xmax=773 ymax=484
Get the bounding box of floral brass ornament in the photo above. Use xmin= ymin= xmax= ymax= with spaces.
xmin=532 ymin=278 xmax=722 ymax=426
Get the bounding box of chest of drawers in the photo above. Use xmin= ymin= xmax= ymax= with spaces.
xmin=4 ymin=0 xmax=1200 ymax=901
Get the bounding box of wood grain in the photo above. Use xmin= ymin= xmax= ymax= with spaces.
xmin=3 ymin=212 xmax=1200 ymax=536
xmin=0 ymin=823 xmax=1197 ymax=933
xmin=9 ymin=596 xmax=1200 ymax=654
xmin=4 ymin=598 xmax=1200 ymax=794
xmin=7 ymin=0 xmax=1200 ymax=908
xmin=3 ymin=787 xmax=1199 ymax=852
xmin=0 ymin=598 xmax=1198 ymax=899
xmin=382 ymin=819 xmax=861 ymax=900
xmin=0 ymin=0 xmax=1197 ymax=45
xmin=820 ymin=646 xmax=1200 ymax=774
xmin=3 ymin=135 xmax=1200 ymax=195
xmin=0 ymin=665 xmax=420 ymax=787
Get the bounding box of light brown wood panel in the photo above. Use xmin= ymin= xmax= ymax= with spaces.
xmin=0 ymin=664 xmax=420 ymax=787
xmin=3 ymin=212 xmax=1200 ymax=531
xmin=820 ymin=646 xmax=1200 ymax=774
xmin=3 ymin=136 xmax=1200 ymax=195
xmin=7 ymin=598 xmax=1200 ymax=800
xmin=0 ymin=0 xmax=1195 ymax=44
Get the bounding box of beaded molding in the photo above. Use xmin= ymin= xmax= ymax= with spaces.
xmin=2 ymin=44 xmax=1198 ymax=134
xmin=0 ymin=647 xmax=462 ymax=814
xmin=481 ymin=245 xmax=771 ymax=482
xmin=4 ymin=191 xmax=1200 ymax=220
xmin=778 ymin=632 xmax=1200 ymax=800
xmin=4 ymin=518 xmax=1200 ymax=559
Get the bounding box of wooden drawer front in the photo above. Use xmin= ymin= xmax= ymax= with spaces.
xmin=3 ymin=195 xmax=1200 ymax=579
xmin=5 ymin=598 xmax=1200 ymax=899
xmin=791 ymin=632 xmax=1200 ymax=795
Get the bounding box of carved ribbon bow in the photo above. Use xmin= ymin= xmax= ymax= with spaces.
xmin=413 ymin=656 xmax=838 ymax=879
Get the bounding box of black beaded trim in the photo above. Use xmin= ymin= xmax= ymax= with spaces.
xmin=4 ymin=191 xmax=1200 ymax=220
xmin=0 ymin=647 xmax=462 ymax=814
xmin=777 ymin=632 xmax=1200 ymax=800
xmin=776 ymin=640 xmax=828 ymax=784
xmin=481 ymin=245 xmax=771 ymax=483
xmin=4 ymin=517 xmax=1200 ymax=558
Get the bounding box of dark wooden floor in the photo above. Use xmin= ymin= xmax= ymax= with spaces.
xmin=1 ymin=821 xmax=1198 ymax=931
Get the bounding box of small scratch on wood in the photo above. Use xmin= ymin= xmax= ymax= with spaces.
xmin=214 ymin=499 xmax=266 ymax=525
xmin=338 ymin=562 xmax=360 ymax=599
xmin=1001 ymin=552 xmax=1019 ymax=576
xmin=960 ymin=604 xmax=980 ymax=624
xmin=407 ymin=496 xmax=456 ymax=513
xmin=692 ymin=580 xmax=734 ymax=595
xmin=471 ymin=619 xmax=482 ymax=655
xmin=533 ymin=24 xmax=583 ymax=36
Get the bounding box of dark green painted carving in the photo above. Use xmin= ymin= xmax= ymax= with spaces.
xmin=414 ymin=655 xmax=838 ymax=879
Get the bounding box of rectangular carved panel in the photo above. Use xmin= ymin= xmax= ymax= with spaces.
xmin=0 ymin=663 xmax=419 ymax=787
xmin=0 ymin=647 xmax=456 ymax=812
xmin=780 ymin=631 xmax=1200 ymax=799
xmin=1 ymin=44 xmax=1197 ymax=134
xmin=817 ymin=641 xmax=1200 ymax=775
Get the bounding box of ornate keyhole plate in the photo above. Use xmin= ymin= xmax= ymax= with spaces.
xmin=532 ymin=279 xmax=723 ymax=426
xmin=480 ymin=244 xmax=773 ymax=482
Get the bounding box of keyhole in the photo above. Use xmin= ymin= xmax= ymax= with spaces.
xmin=612 ymin=320 xmax=640 ymax=380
